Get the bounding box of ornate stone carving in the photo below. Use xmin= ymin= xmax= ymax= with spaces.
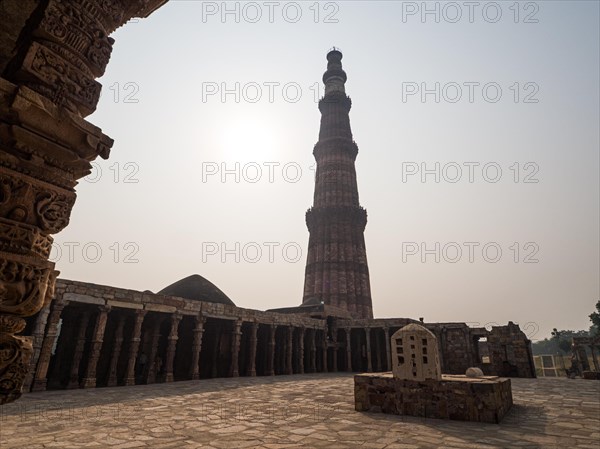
xmin=0 ymin=167 xmax=76 ymax=234
xmin=0 ymin=0 xmax=168 ymax=405
xmin=0 ymin=252 xmax=54 ymax=317
xmin=21 ymin=41 xmax=102 ymax=116
xmin=0 ymin=315 xmax=32 ymax=404
xmin=0 ymin=218 xmax=53 ymax=259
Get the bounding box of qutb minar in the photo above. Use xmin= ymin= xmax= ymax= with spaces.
xmin=302 ymin=48 xmax=373 ymax=319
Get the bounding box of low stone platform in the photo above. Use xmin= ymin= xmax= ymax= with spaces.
xmin=355 ymin=372 xmax=513 ymax=424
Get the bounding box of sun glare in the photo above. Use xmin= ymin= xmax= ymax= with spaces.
xmin=217 ymin=117 xmax=281 ymax=160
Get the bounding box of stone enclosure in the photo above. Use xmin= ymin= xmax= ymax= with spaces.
xmin=355 ymin=324 xmax=514 ymax=424
xmin=355 ymin=372 xmax=513 ymax=424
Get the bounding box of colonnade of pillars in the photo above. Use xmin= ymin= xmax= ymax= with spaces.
xmin=25 ymin=301 xmax=398 ymax=392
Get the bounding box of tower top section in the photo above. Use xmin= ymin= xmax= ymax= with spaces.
xmin=323 ymin=48 xmax=347 ymax=95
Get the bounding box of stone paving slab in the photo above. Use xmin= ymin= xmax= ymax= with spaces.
xmin=0 ymin=374 xmax=598 ymax=449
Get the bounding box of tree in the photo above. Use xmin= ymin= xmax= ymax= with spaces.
xmin=590 ymin=300 xmax=600 ymax=336
xmin=532 ymin=301 xmax=600 ymax=355
xmin=551 ymin=328 xmax=575 ymax=354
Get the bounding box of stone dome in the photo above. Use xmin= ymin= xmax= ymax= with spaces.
xmin=158 ymin=274 xmax=235 ymax=306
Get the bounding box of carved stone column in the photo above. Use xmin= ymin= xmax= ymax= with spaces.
xmin=23 ymin=301 xmax=51 ymax=391
xmin=0 ymin=0 xmax=169 ymax=405
xmin=81 ymin=305 xmax=110 ymax=388
xmin=365 ymin=327 xmax=373 ymax=372
xmin=211 ymin=331 xmax=220 ymax=378
xmin=266 ymin=324 xmax=276 ymax=376
xmin=590 ymin=345 xmax=599 ymax=372
xmin=164 ymin=313 xmax=182 ymax=383
xmin=346 ymin=328 xmax=352 ymax=372
xmin=384 ymin=326 xmax=391 ymax=372
xmin=124 ymin=310 xmax=146 ymax=386
xmin=190 ymin=314 xmax=205 ymax=380
xmin=331 ymin=328 xmax=338 ymax=372
xmin=230 ymin=319 xmax=242 ymax=377
xmin=321 ymin=330 xmax=328 ymax=373
xmin=66 ymin=310 xmax=91 ymax=389
xmin=298 ymin=327 xmax=305 ymax=374
xmin=310 ymin=329 xmax=317 ymax=373
xmin=145 ymin=318 xmax=162 ymax=384
xmin=106 ymin=314 xmax=125 ymax=387
xmin=247 ymin=321 xmax=258 ymax=377
xmin=286 ymin=326 xmax=293 ymax=375
xmin=374 ymin=329 xmax=381 ymax=372
xmin=31 ymin=298 xmax=65 ymax=392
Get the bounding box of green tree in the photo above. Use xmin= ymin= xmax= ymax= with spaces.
xmin=531 ymin=301 xmax=599 ymax=354
xmin=551 ymin=328 xmax=574 ymax=354
xmin=590 ymin=300 xmax=600 ymax=335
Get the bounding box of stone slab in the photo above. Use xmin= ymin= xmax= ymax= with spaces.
xmin=145 ymin=303 xmax=177 ymax=313
xmin=107 ymin=300 xmax=144 ymax=310
xmin=63 ymin=292 xmax=105 ymax=306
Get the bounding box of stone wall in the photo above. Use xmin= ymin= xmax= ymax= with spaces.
xmin=487 ymin=322 xmax=536 ymax=378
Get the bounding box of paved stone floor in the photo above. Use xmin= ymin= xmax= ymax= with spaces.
xmin=0 ymin=374 xmax=598 ymax=449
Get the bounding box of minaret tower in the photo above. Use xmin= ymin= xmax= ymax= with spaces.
xmin=302 ymin=49 xmax=373 ymax=319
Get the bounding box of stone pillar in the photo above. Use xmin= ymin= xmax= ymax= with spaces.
xmin=230 ymin=319 xmax=242 ymax=377
xmin=107 ymin=315 xmax=126 ymax=387
xmin=67 ymin=311 xmax=91 ymax=389
xmin=247 ymin=322 xmax=258 ymax=377
xmin=590 ymin=345 xmax=599 ymax=372
xmin=310 ymin=329 xmax=317 ymax=373
xmin=286 ymin=326 xmax=293 ymax=375
xmin=439 ymin=327 xmax=448 ymax=372
xmin=211 ymin=330 xmax=220 ymax=378
xmin=23 ymin=302 xmax=52 ymax=391
xmin=374 ymin=330 xmax=382 ymax=372
xmin=164 ymin=314 xmax=182 ymax=383
xmin=384 ymin=327 xmax=391 ymax=372
xmin=146 ymin=319 xmax=162 ymax=384
xmin=365 ymin=327 xmax=373 ymax=372
xmin=124 ymin=310 xmax=147 ymax=386
xmin=190 ymin=314 xmax=205 ymax=380
xmin=331 ymin=329 xmax=338 ymax=372
xmin=298 ymin=327 xmax=305 ymax=374
xmin=346 ymin=328 xmax=353 ymax=372
xmin=81 ymin=305 xmax=110 ymax=388
xmin=322 ymin=330 xmax=328 ymax=373
xmin=31 ymin=300 xmax=66 ymax=392
xmin=576 ymin=345 xmax=590 ymax=371
xmin=266 ymin=324 xmax=276 ymax=376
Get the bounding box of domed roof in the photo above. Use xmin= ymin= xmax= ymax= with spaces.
xmin=396 ymin=323 xmax=436 ymax=338
xmin=158 ymin=274 xmax=235 ymax=306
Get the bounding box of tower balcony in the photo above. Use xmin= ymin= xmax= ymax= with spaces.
xmin=305 ymin=205 xmax=367 ymax=232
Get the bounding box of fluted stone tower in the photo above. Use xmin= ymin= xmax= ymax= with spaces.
xmin=302 ymin=49 xmax=373 ymax=319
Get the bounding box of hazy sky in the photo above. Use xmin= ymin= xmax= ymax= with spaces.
xmin=53 ymin=1 xmax=599 ymax=341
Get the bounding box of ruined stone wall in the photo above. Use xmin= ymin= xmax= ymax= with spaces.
xmin=487 ymin=322 xmax=536 ymax=378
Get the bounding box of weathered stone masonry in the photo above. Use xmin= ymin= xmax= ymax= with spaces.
xmin=0 ymin=0 xmax=169 ymax=404
xmin=22 ymin=279 xmax=536 ymax=392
